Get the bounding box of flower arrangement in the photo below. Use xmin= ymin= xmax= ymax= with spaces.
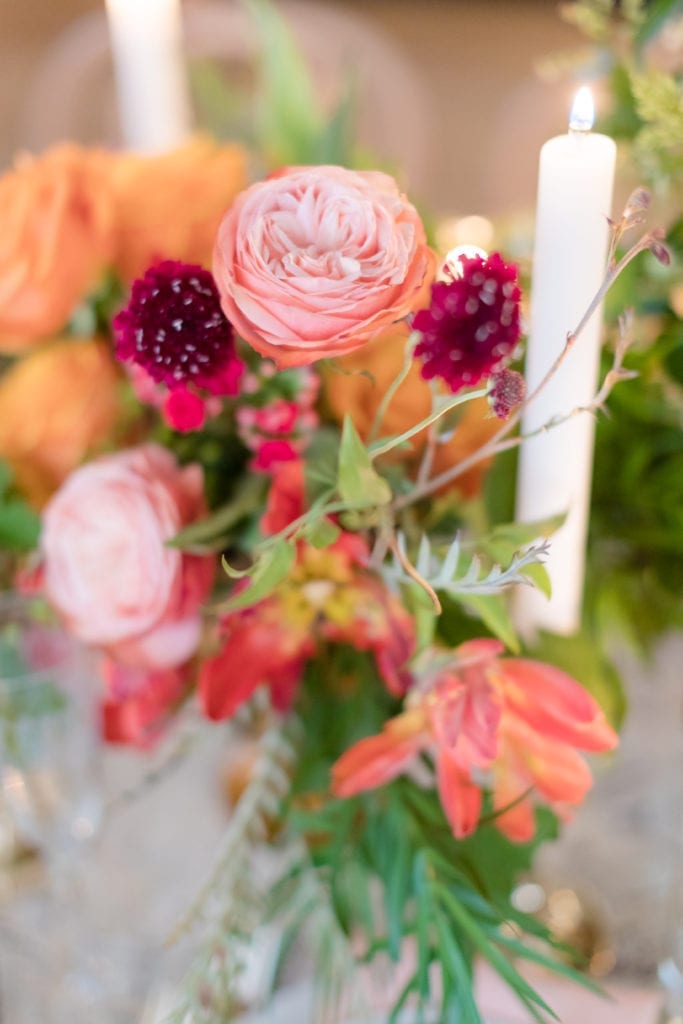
xmin=0 ymin=126 xmax=669 ymax=1021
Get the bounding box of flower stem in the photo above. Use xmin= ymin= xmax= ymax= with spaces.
xmin=367 ymin=330 xmax=419 ymax=444
xmin=370 ymin=387 xmax=488 ymax=460
xmin=393 ymin=230 xmax=655 ymax=511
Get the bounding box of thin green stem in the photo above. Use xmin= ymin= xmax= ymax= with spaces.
xmin=393 ymin=231 xmax=654 ymax=511
xmin=367 ymin=331 xmax=419 ymax=444
xmin=370 ymin=388 xmax=488 ymax=460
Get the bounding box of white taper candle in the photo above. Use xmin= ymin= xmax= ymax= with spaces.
xmin=514 ymin=87 xmax=617 ymax=636
xmin=105 ymin=0 xmax=192 ymax=152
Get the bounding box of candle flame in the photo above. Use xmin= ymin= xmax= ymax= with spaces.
xmin=569 ymin=86 xmax=595 ymax=133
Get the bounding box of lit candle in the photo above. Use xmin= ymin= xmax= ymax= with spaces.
xmin=514 ymin=87 xmax=616 ymax=636
xmin=105 ymin=0 xmax=192 ymax=152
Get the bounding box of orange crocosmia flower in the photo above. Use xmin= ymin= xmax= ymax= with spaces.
xmin=332 ymin=639 xmax=617 ymax=842
xmin=0 ymin=338 xmax=123 ymax=506
xmin=0 ymin=146 xmax=114 ymax=352
xmin=110 ymin=136 xmax=248 ymax=280
xmin=323 ymin=324 xmax=499 ymax=499
xmin=199 ymin=536 xmax=415 ymax=721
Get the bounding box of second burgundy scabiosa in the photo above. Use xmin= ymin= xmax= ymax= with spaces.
xmin=413 ymin=252 xmax=522 ymax=394
xmin=114 ymin=260 xmax=244 ymax=432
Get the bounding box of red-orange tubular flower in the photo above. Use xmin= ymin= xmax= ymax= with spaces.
xmin=332 ymin=639 xmax=617 ymax=842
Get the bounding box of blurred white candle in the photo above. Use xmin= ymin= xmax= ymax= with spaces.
xmin=515 ymin=87 xmax=616 ymax=636
xmin=105 ymin=0 xmax=191 ymax=152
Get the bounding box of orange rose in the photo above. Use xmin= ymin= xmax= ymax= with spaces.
xmin=0 ymin=146 xmax=114 ymax=353
xmin=110 ymin=136 xmax=248 ymax=280
xmin=0 ymin=339 xmax=123 ymax=506
xmin=324 ymin=325 xmax=498 ymax=497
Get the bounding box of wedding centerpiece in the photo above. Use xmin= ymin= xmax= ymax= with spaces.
xmin=0 ymin=2 xmax=675 ymax=1021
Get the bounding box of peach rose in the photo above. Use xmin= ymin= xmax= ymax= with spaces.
xmin=0 ymin=338 xmax=123 ymax=506
xmin=324 ymin=324 xmax=499 ymax=498
xmin=213 ymin=165 xmax=436 ymax=367
xmin=110 ymin=137 xmax=248 ymax=280
xmin=40 ymin=444 xmax=215 ymax=669
xmin=0 ymin=146 xmax=113 ymax=353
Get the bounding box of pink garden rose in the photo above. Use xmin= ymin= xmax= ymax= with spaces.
xmin=40 ymin=444 xmax=215 ymax=669
xmin=213 ymin=165 xmax=435 ymax=368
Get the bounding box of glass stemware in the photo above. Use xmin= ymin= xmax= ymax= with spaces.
xmin=0 ymin=592 xmax=106 ymax=1021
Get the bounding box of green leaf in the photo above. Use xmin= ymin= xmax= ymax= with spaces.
xmin=169 ymin=474 xmax=268 ymax=550
xmin=458 ymin=593 xmax=520 ymax=653
xmin=312 ymin=76 xmax=357 ymax=166
xmin=432 ymin=909 xmax=481 ymax=1024
xmin=305 ymin=518 xmax=341 ymax=549
xmin=436 ymin=885 xmax=560 ymax=1024
xmin=520 ymin=561 xmax=552 ymax=599
xmin=483 ymin=515 xmax=565 ymax=565
xmin=0 ymin=500 xmax=41 ymax=551
xmin=495 ymin=934 xmax=605 ymax=998
xmin=413 ymin=855 xmax=432 ymax=1002
xmin=384 ymin=816 xmax=412 ymax=960
xmin=634 ymin=0 xmax=683 ymax=49
xmin=337 ymin=416 xmax=392 ymax=508
xmin=245 ymin=0 xmax=323 ymax=165
xmin=0 ymin=460 xmax=11 ymax=499
xmin=221 ymin=538 xmax=296 ymax=611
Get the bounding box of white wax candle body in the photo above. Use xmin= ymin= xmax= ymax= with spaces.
xmin=106 ymin=0 xmax=191 ymax=152
xmin=515 ymin=130 xmax=616 ymax=635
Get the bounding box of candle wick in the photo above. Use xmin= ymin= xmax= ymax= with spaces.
xmin=568 ymin=122 xmax=592 ymax=136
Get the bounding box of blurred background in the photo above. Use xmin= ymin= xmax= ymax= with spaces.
xmin=0 ymin=0 xmax=582 ymax=219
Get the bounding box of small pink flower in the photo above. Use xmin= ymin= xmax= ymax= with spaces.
xmin=413 ymin=252 xmax=522 ymax=394
xmin=237 ymin=395 xmax=319 ymax=471
xmin=213 ymin=165 xmax=435 ymax=367
xmin=40 ymin=444 xmax=215 ymax=669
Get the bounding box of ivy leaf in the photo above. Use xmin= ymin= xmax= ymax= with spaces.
xmin=337 ymin=416 xmax=392 ymax=509
xmin=221 ymin=538 xmax=296 ymax=612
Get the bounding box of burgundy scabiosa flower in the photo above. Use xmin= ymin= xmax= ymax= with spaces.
xmin=114 ymin=260 xmax=244 ymax=432
xmin=413 ymin=252 xmax=522 ymax=394
xmin=488 ymin=368 xmax=526 ymax=420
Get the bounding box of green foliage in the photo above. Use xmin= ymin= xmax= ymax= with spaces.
xmin=557 ymin=1 xmax=683 ymax=646
xmin=337 ymin=416 xmax=392 ymax=509
xmin=0 ymin=461 xmax=40 ymax=552
xmin=274 ymin=652 xmax=593 ymax=1022
xmin=222 ymin=537 xmax=297 ymax=612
